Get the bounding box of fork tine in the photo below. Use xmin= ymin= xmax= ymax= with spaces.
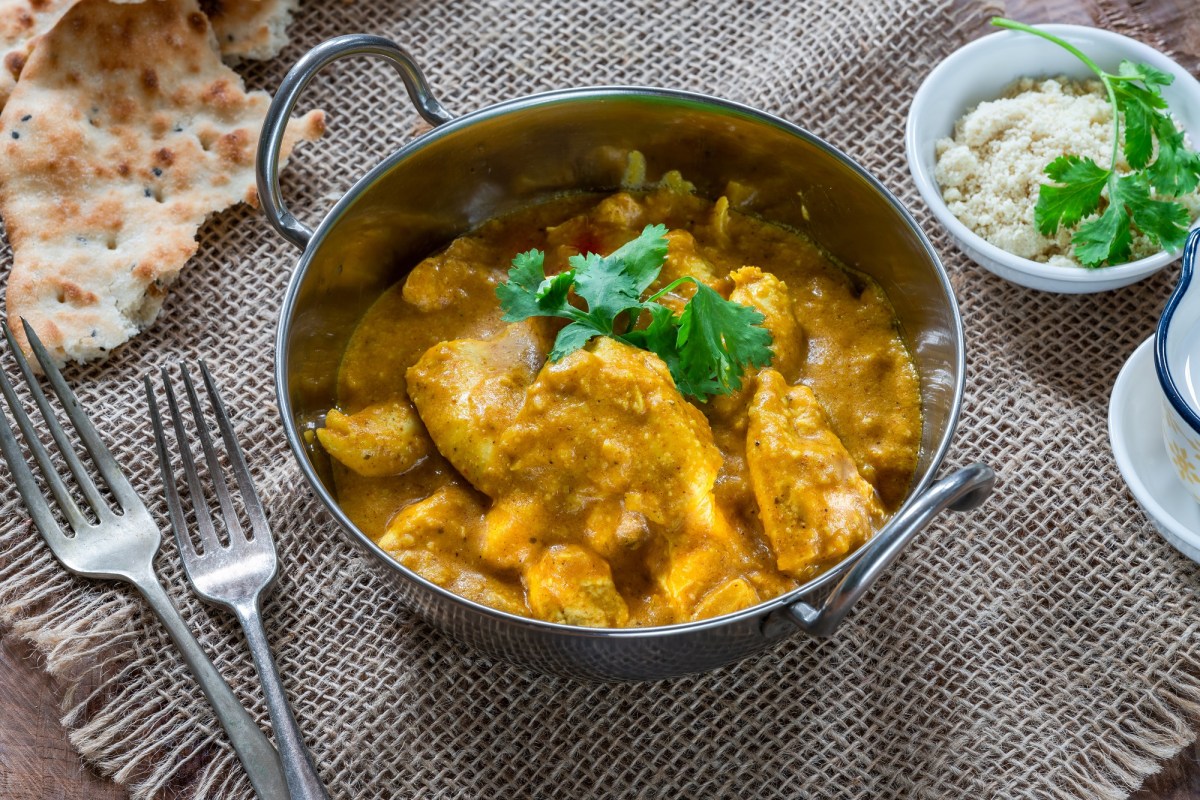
xmin=0 ymin=385 xmax=67 ymax=542
xmin=4 ymin=323 xmax=111 ymax=521
xmin=145 ymin=375 xmax=197 ymax=562
xmin=198 ymin=361 xmax=270 ymax=540
xmin=179 ymin=365 xmax=247 ymax=541
xmin=160 ymin=366 xmax=223 ymax=554
xmin=18 ymin=319 xmax=139 ymax=510
xmin=0 ymin=352 xmax=91 ymax=530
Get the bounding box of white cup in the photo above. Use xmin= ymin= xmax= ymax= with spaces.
xmin=1156 ymin=229 xmax=1200 ymax=502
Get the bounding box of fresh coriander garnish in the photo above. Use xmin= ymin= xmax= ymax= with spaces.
xmin=495 ymin=224 xmax=774 ymax=401
xmin=992 ymin=17 xmax=1200 ymax=267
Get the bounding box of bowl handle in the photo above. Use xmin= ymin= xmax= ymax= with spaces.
xmin=764 ymin=463 xmax=995 ymax=639
xmin=256 ymin=34 xmax=454 ymax=251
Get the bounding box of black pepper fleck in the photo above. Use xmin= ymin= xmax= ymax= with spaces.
xmin=10 ymin=131 xmax=18 ymax=139
xmin=143 ymin=188 xmax=152 ymax=197
xmin=19 ymin=114 xmax=30 ymax=122
xmin=152 ymin=167 xmax=162 ymax=177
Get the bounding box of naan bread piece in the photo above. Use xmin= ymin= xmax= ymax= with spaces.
xmin=0 ymin=0 xmax=73 ymax=111
xmin=0 ymin=0 xmax=142 ymax=112
xmin=201 ymin=0 xmax=298 ymax=61
xmin=746 ymin=369 xmax=884 ymax=580
xmin=0 ymin=0 xmax=325 ymax=366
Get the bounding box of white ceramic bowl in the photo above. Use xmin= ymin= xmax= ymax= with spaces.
xmin=1110 ymin=335 xmax=1200 ymax=564
xmin=906 ymin=24 xmax=1200 ymax=293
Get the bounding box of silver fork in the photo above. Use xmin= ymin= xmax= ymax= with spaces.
xmin=0 ymin=320 xmax=288 ymax=800
xmin=146 ymin=362 xmax=330 ymax=800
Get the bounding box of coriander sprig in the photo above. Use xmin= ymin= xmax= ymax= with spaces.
xmin=991 ymin=18 xmax=1199 ymax=267
xmin=495 ymin=224 xmax=774 ymax=401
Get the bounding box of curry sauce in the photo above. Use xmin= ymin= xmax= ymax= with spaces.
xmin=318 ymin=185 xmax=922 ymax=627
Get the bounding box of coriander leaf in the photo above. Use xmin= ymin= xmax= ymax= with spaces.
xmin=1113 ymin=81 xmax=1168 ymax=170
xmin=620 ymin=302 xmax=691 ymax=387
xmin=619 ymin=302 xmax=678 ymax=356
xmin=567 ymin=253 xmax=634 ymax=331
xmin=1148 ymin=115 xmax=1200 ymax=196
xmin=1073 ymin=195 xmax=1131 ymax=267
xmin=607 ymin=223 xmax=670 ymax=295
xmin=1117 ymin=172 xmax=1192 ymax=252
xmin=571 ymin=224 xmax=669 ymax=327
xmin=536 ymin=269 xmax=576 ymax=310
xmin=494 ymin=223 xmax=775 ymax=401
xmin=1118 ymin=89 xmax=1154 ymax=169
xmin=496 ymin=249 xmax=551 ymax=321
xmin=1035 ymin=156 xmax=1109 ymax=235
xmin=675 ymin=281 xmax=773 ymax=401
xmin=1117 ymin=59 xmax=1173 ymax=87
xmin=549 ymin=320 xmax=605 ymax=361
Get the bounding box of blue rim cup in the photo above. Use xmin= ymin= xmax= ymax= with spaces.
xmin=1155 ymin=229 xmax=1200 ymax=502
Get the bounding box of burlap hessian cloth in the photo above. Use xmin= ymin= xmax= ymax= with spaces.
xmin=2 ymin=0 xmax=1199 ymax=797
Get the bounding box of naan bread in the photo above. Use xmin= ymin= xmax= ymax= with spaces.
xmin=0 ymin=0 xmax=290 ymax=109
xmin=202 ymin=0 xmax=298 ymax=62
xmin=0 ymin=0 xmax=324 ymax=366
xmin=0 ymin=0 xmax=144 ymax=111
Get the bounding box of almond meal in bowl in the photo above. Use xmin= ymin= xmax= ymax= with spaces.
xmin=906 ymin=20 xmax=1200 ymax=293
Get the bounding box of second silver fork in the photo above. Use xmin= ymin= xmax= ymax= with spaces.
xmin=146 ymin=363 xmax=330 ymax=800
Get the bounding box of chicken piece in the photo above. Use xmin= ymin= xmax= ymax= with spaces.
xmin=692 ymin=577 xmax=760 ymax=621
xmin=646 ymin=490 xmax=753 ymax=613
xmin=746 ymin=370 xmax=884 ymax=579
xmin=498 ymin=338 xmax=723 ymax=522
xmin=661 ymin=229 xmax=721 ymax=288
xmin=525 ymin=544 xmax=629 ymax=627
xmin=406 ymin=322 xmax=549 ymax=495
xmin=497 ymin=338 xmax=743 ymax=616
xmin=316 ymin=401 xmax=429 ymax=477
xmin=402 ymin=237 xmax=503 ymax=312
xmin=707 ymin=195 xmax=733 ymax=246
xmin=377 ymin=483 xmax=485 ymax=556
xmin=705 ymin=267 xmax=805 ymax=426
xmin=729 ymin=267 xmax=804 ymax=383
xmin=591 ymin=192 xmax=647 ymax=228
xmin=380 ymin=485 xmax=527 ymax=616
xmin=583 ymin=502 xmax=652 ymax=561
xmin=478 ymin=493 xmax=547 ymax=571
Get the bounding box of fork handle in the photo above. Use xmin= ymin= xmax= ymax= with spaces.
xmin=134 ymin=574 xmax=289 ymax=800
xmin=234 ymin=602 xmax=332 ymax=800
xmin=232 ymin=602 xmax=331 ymax=800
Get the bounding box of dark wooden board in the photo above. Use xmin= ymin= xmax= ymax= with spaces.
xmin=0 ymin=633 xmax=127 ymax=800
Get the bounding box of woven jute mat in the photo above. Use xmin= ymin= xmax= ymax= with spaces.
xmin=2 ymin=0 xmax=1199 ymax=797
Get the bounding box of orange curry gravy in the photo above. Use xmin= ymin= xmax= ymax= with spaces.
xmin=318 ymin=185 xmax=922 ymax=627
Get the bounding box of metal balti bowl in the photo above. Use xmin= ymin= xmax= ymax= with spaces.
xmin=257 ymin=35 xmax=995 ymax=681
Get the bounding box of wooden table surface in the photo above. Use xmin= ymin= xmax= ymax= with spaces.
xmin=2 ymin=1 xmax=1199 ymax=798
